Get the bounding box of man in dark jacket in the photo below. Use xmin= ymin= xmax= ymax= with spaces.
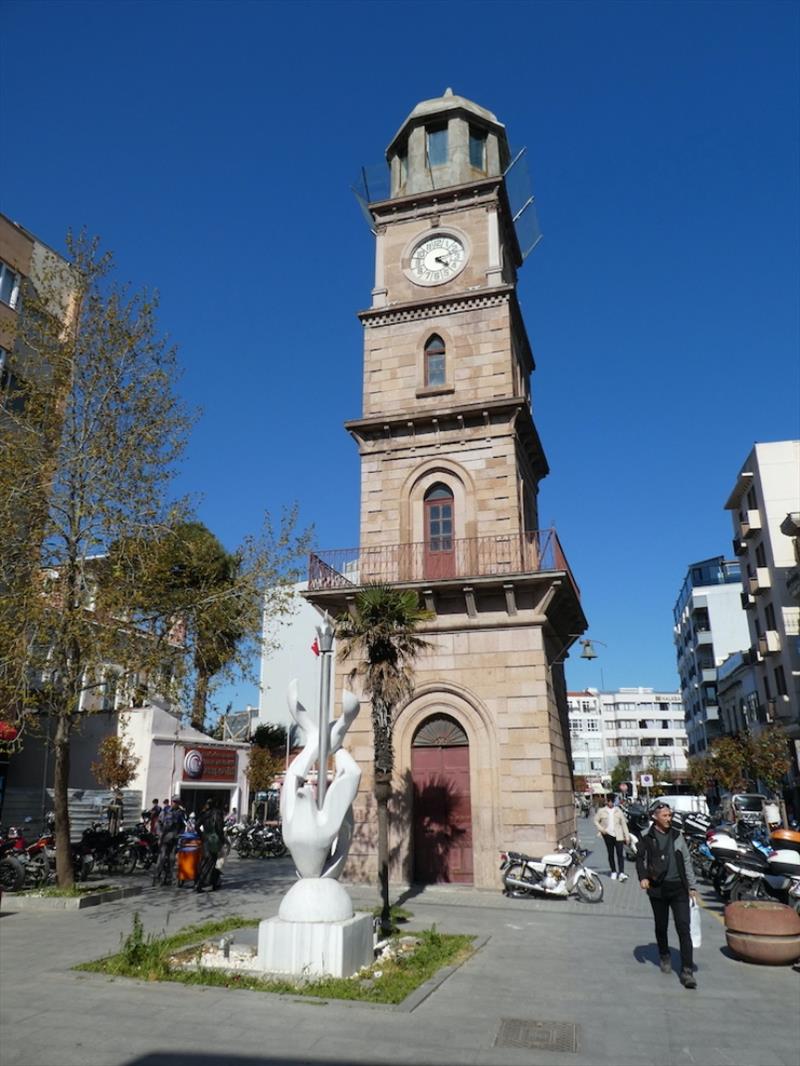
xmin=636 ymin=801 xmax=699 ymax=989
xmin=195 ymin=799 xmax=224 ymax=893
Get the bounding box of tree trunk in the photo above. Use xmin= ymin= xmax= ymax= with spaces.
xmin=374 ymin=771 xmax=392 ymax=934
xmin=53 ymin=713 xmax=74 ymax=889
xmin=191 ymin=672 xmax=209 ymax=733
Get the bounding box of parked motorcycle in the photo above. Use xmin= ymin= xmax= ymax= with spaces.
xmin=500 ymin=837 xmax=604 ymax=903
xmin=723 ymin=847 xmax=800 ymax=911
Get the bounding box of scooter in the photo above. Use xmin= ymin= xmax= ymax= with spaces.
xmin=500 ymin=837 xmax=604 ymax=903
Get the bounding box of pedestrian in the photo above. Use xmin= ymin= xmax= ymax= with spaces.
xmin=157 ymin=798 xmax=171 ymax=838
xmin=196 ymin=799 xmax=224 ymax=893
xmin=153 ymin=796 xmax=186 ymax=886
xmin=147 ymin=798 xmax=161 ymax=836
xmin=106 ymin=788 xmax=124 ymax=836
xmin=636 ymin=800 xmax=699 ymax=989
xmin=594 ymin=793 xmax=631 ymax=880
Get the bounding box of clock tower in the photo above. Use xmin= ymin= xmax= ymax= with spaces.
xmin=308 ymin=91 xmax=586 ymax=888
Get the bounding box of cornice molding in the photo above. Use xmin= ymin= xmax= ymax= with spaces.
xmin=359 ymin=285 xmax=513 ymax=328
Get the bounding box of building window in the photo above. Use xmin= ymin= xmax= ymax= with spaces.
xmin=468 ymin=125 xmax=487 ymax=170
xmin=424 ymin=334 xmax=446 ymax=387
xmin=424 ymin=483 xmax=454 ymax=553
xmin=0 ymin=261 xmax=21 ymax=309
xmin=427 ymin=124 xmax=448 ymax=167
xmin=746 ymin=486 xmax=757 ymax=510
xmin=584 ymin=719 xmax=600 ymax=732
xmin=755 ymin=542 xmax=767 ymax=568
xmin=775 ymin=665 xmax=787 ymax=697
xmin=764 ymin=602 xmax=777 ymax=631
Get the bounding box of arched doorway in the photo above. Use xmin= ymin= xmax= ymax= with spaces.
xmin=423 ymin=483 xmax=455 ymax=579
xmin=411 ymin=714 xmax=473 ymax=884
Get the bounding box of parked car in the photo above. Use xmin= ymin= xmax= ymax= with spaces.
xmin=650 ymin=795 xmax=710 ymax=816
xmin=721 ymin=793 xmax=766 ymax=828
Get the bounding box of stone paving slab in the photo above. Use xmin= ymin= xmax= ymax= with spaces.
xmin=1 ymin=838 xmax=799 ymax=1066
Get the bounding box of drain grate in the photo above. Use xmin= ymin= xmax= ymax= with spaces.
xmin=494 ymin=1019 xmax=579 ymax=1053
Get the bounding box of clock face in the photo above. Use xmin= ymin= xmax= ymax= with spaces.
xmin=409 ymin=234 xmax=466 ymax=285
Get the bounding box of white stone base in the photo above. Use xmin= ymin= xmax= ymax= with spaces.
xmin=257 ymin=913 xmax=374 ymax=978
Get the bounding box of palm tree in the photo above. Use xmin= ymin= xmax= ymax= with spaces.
xmin=336 ymin=584 xmax=431 ymax=931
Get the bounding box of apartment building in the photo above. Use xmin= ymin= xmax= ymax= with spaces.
xmin=568 ymin=688 xmax=688 ymax=789
xmin=673 ymin=556 xmax=751 ymax=755
xmin=725 ymin=441 xmax=800 ymax=735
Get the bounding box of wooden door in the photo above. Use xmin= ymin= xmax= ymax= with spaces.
xmin=423 ymin=485 xmax=455 ymax=579
xmin=411 ymin=720 xmax=473 ymax=884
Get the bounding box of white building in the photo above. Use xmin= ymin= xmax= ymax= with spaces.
xmin=673 ymin=556 xmax=751 ymax=755
xmin=258 ymin=582 xmax=329 ymax=732
xmin=725 ymin=440 xmax=800 ymax=733
xmin=568 ymin=688 xmax=688 ymax=792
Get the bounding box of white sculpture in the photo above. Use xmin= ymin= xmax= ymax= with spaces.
xmin=258 ymin=614 xmax=373 ymax=976
xmin=279 ymin=678 xmax=361 ymax=921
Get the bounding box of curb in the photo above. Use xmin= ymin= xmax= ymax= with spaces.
xmin=1 ymin=885 xmax=143 ymax=910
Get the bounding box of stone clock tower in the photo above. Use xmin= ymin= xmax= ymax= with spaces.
xmin=307 ymin=90 xmax=586 ymax=889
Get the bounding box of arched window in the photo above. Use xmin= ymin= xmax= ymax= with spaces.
xmin=424 ymin=483 xmax=455 ymax=578
xmin=424 ymin=335 xmax=446 ymax=387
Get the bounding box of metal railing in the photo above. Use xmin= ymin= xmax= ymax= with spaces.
xmin=308 ymin=528 xmax=579 ymax=596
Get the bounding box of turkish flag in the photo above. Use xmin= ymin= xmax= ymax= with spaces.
xmin=311 ymin=638 xmax=320 ymax=657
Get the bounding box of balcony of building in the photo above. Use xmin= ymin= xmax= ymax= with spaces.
xmin=748 ymin=568 xmax=771 ymax=595
xmin=739 ymin=510 xmax=762 ymax=538
xmin=306 ymin=528 xmax=585 ymax=638
xmin=758 ymin=630 xmax=781 ymax=656
xmin=308 ymin=528 xmax=578 ymax=594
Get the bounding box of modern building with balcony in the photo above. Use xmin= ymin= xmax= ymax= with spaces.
xmin=306 ymin=91 xmax=586 ymax=889
xmin=724 ymin=441 xmax=800 ymax=740
xmin=568 ymin=688 xmax=687 ymax=793
xmin=673 ymin=557 xmax=751 ymax=755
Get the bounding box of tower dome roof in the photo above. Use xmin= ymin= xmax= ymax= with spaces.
xmin=387 ymin=88 xmax=505 ymax=157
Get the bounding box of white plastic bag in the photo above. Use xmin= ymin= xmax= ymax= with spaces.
xmin=690 ymin=899 xmax=702 ymax=949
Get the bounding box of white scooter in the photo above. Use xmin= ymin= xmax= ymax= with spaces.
xmin=500 ymin=837 xmax=604 ymax=903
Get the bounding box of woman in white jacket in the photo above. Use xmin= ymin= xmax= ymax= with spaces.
xmin=594 ymin=794 xmax=631 ymax=881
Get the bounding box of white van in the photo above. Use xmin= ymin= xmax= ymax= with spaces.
xmin=654 ymin=795 xmax=710 ymax=816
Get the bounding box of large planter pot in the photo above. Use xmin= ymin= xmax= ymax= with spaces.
xmin=724 ymin=900 xmax=800 ymax=965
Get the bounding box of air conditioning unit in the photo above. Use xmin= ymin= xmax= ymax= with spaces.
xmin=739 ymin=510 xmax=762 ymax=538
xmin=748 ymin=568 xmax=771 ymax=595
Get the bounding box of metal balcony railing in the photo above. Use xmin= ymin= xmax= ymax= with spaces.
xmin=308 ymin=528 xmax=579 ymax=597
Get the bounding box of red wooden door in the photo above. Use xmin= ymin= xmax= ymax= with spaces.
xmin=411 ymin=742 xmax=473 ymax=884
xmin=424 ymin=485 xmax=455 ymax=579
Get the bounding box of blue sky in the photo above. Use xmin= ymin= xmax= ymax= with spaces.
xmin=4 ymin=0 xmax=798 ymax=710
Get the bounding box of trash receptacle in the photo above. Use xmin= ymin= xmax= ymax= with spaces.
xmin=177 ymin=834 xmax=202 ymax=886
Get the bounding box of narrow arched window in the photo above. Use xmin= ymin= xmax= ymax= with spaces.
xmin=424 ymin=335 xmax=446 ymax=387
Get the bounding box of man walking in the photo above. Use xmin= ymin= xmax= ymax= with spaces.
xmin=636 ymin=801 xmax=699 ymax=989
xmin=594 ymin=793 xmax=631 ymax=880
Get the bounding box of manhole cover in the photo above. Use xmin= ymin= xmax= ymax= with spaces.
xmin=494 ymin=1019 xmax=579 ymax=1053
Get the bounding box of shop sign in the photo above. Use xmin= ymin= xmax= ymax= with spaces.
xmin=182 ymin=745 xmax=237 ymax=782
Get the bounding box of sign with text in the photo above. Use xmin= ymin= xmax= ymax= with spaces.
xmin=639 ymin=773 xmax=654 ymax=788
xmin=181 ymin=745 xmax=237 ymax=782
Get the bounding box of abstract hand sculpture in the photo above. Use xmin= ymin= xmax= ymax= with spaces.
xmin=278 ymin=679 xmax=362 ymax=922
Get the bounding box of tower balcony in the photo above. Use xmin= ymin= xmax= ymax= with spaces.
xmin=308 ymin=528 xmax=578 ymax=595
xmin=306 ymin=528 xmax=585 ymax=641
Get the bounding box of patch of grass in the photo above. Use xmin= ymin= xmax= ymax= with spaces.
xmin=17 ymin=884 xmax=114 ymax=898
xmin=76 ymin=913 xmax=259 ymax=981
xmin=77 ymin=915 xmax=474 ymax=1004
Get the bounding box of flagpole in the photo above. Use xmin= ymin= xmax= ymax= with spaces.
xmin=315 ymin=614 xmax=334 ymax=810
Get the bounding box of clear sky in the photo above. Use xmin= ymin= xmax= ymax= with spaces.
xmin=4 ymin=0 xmax=798 ymax=712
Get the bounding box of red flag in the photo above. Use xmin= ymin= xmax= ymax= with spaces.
xmin=311 ymin=637 xmax=320 ymax=657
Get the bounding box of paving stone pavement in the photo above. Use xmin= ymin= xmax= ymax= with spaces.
xmin=1 ymin=827 xmax=798 ymax=1066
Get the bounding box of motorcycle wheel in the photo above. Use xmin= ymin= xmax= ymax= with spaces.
xmin=713 ymin=870 xmax=732 ymax=901
xmin=119 ymin=847 xmax=138 ymax=875
xmin=236 ymin=839 xmax=251 ymax=858
xmin=271 ymin=842 xmax=288 ymax=859
xmin=730 ymin=878 xmax=767 ymax=902
xmin=576 ymin=872 xmax=604 ymax=904
xmin=0 ymin=856 xmax=25 ymax=892
xmin=25 ymin=854 xmax=50 ymax=886
xmin=503 ymin=862 xmax=534 ymax=897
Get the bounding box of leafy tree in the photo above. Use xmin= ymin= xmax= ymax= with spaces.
xmin=708 ymin=734 xmax=750 ymax=793
xmin=245 ymin=745 xmax=283 ymax=795
xmin=610 ymin=757 xmax=631 ymax=794
xmin=0 ymin=232 xmax=193 ymax=887
xmin=336 ymin=585 xmax=431 ymax=933
xmin=686 ymin=753 xmax=714 ymax=796
xmin=745 ymin=725 xmax=792 ymax=799
xmin=91 ymin=731 xmax=140 ymax=790
xmin=106 ymin=512 xmax=311 ymax=734
xmin=252 ymin=723 xmax=287 ymax=751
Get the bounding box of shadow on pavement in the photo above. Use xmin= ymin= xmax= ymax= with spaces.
xmin=125 ymin=1056 xmax=405 ymax=1066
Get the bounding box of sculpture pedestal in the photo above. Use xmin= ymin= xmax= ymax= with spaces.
xmin=257 ymin=913 xmax=374 ymax=978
